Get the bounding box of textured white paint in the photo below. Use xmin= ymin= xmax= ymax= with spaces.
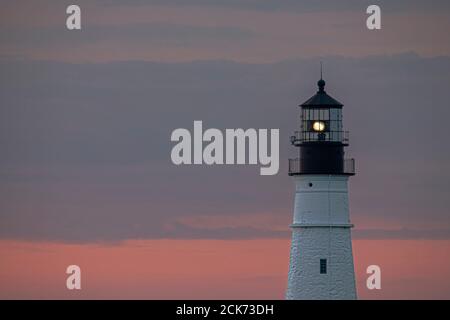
xmin=286 ymin=175 xmax=357 ymax=300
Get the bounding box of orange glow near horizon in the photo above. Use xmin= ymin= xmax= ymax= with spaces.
xmin=0 ymin=239 xmax=449 ymax=299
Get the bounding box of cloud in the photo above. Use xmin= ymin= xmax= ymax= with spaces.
xmin=2 ymin=1 xmax=450 ymax=62
xmin=82 ymin=0 xmax=450 ymax=13
xmin=0 ymin=23 xmax=255 ymax=48
xmin=0 ymin=54 xmax=450 ymax=242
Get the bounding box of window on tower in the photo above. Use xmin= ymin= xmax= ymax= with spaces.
xmin=320 ymin=259 xmax=327 ymax=274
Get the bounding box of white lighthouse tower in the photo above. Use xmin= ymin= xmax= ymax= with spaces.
xmin=286 ymin=75 xmax=357 ymax=300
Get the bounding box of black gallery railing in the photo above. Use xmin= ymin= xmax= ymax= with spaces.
xmin=290 ymin=131 xmax=349 ymax=145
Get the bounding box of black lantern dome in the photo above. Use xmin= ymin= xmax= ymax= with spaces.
xmin=300 ymin=79 xmax=343 ymax=108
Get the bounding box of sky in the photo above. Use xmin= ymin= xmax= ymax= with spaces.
xmin=1 ymin=0 xmax=450 ymax=299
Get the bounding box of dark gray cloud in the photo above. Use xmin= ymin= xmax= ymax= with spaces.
xmin=83 ymin=0 xmax=450 ymax=13
xmin=3 ymin=1 xmax=450 ymax=62
xmin=0 ymin=23 xmax=255 ymax=48
xmin=1 ymin=54 xmax=450 ymax=242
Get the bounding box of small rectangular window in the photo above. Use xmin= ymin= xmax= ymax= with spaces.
xmin=320 ymin=259 xmax=327 ymax=274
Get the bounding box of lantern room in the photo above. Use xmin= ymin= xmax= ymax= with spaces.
xmin=291 ymin=78 xmax=348 ymax=146
xmin=289 ymin=77 xmax=354 ymax=176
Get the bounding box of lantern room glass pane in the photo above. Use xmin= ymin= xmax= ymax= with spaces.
xmin=298 ymin=107 xmax=346 ymax=143
xmin=303 ymin=108 xmax=331 ymax=121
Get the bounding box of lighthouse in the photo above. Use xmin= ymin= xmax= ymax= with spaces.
xmin=286 ymin=74 xmax=357 ymax=300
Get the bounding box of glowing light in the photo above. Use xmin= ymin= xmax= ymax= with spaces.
xmin=312 ymin=121 xmax=326 ymax=132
